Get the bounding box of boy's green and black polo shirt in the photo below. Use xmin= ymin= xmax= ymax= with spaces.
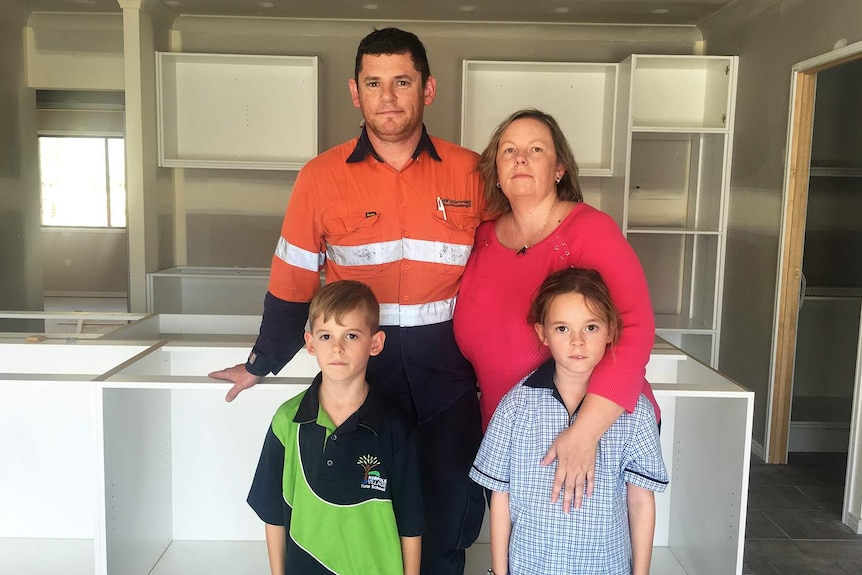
xmin=248 ymin=374 xmax=424 ymax=575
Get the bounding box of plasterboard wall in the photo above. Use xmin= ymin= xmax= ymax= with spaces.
xmin=701 ymin=0 xmax=862 ymax=453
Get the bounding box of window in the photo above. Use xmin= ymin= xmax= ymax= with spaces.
xmin=39 ymin=136 xmax=126 ymax=228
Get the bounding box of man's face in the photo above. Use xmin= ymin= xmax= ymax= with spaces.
xmin=349 ymin=53 xmax=436 ymax=145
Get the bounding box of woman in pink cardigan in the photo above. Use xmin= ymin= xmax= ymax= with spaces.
xmin=453 ymin=108 xmax=658 ymax=511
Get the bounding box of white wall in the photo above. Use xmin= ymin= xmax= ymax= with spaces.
xmin=701 ymin=0 xmax=862 ymax=451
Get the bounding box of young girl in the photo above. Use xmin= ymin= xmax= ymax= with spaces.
xmin=470 ymin=268 xmax=668 ymax=575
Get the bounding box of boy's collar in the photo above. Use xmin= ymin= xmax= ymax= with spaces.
xmin=294 ymin=373 xmax=384 ymax=434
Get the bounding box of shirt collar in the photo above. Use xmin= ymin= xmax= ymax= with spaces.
xmin=523 ymin=359 xmax=585 ymax=414
xmin=294 ymin=372 xmax=385 ymax=434
xmin=346 ymin=124 xmax=442 ymax=164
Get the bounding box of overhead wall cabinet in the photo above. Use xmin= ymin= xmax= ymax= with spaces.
xmin=156 ymin=52 xmax=318 ymax=170
xmin=461 ymin=60 xmax=618 ymax=176
xmin=460 ymin=55 xmax=737 ymax=366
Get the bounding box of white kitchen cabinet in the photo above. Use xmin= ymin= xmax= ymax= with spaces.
xmin=0 ymin=330 xmax=752 ymax=575
xmin=146 ymin=266 xmax=270 ymax=314
xmin=157 ymin=52 xmax=317 ymax=170
xmin=0 ymin=342 xmax=158 ymax=575
xmin=461 ymin=60 xmax=618 ymax=176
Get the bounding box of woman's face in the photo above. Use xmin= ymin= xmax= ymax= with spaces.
xmin=495 ymin=117 xmax=564 ymax=202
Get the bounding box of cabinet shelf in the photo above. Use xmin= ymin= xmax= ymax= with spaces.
xmin=461 ymin=60 xmax=617 ymax=176
xmin=157 ymin=53 xmax=318 ymax=170
xmin=809 ymin=166 xmax=862 ymax=178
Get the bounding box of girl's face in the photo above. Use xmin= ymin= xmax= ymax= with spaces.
xmin=534 ymin=292 xmax=612 ymax=379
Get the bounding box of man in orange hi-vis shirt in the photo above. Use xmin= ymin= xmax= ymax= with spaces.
xmin=210 ymin=28 xmax=487 ymax=575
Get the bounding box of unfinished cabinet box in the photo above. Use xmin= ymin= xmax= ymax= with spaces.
xmin=157 ymin=52 xmax=318 ymax=170
xmin=147 ymin=266 xmax=270 ymax=314
xmin=627 ymin=133 xmax=727 ymax=232
xmin=629 ymin=55 xmax=734 ymax=130
xmin=0 ymin=342 xmax=157 ymax=575
xmin=100 ymin=344 xmax=316 ymax=575
xmin=461 ymin=60 xmax=618 ymax=175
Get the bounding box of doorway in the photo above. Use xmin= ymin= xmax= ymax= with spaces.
xmin=769 ymin=41 xmax=862 ymax=532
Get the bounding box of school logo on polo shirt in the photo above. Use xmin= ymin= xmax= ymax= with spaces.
xmin=357 ymin=454 xmax=387 ymax=492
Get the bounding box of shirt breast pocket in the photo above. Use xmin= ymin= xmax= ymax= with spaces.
xmin=431 ymin=210 xmax=481 ymax=261
xmin=323 ymin=212 xmax=382 ymax=247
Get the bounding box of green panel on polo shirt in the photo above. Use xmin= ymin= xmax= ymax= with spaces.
xmin=272 ymin=391 xmax=404 ymax=575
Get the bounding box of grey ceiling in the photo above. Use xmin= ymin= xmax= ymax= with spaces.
xmin=15 ymin=0 xmax=739 ymax=26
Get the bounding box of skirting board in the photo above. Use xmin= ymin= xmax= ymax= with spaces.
xmin=788 ymin=421 xmax=850 ymax=453
xmin=751 ymin=439 xmax=765 ymax=461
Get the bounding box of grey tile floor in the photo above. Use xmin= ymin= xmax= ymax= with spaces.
xmin=745 ymin=452 xmax=862 ymax=574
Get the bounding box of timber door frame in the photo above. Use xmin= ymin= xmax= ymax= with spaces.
xmin=768 ymin=41 xmax=862 ymax=464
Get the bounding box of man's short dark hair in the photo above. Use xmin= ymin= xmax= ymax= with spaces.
xmin=354 ymin=27 xmax=431 ymax=86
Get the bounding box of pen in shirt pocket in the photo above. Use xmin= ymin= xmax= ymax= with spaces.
xmin=436 ymin=196 xmax=447 ymax=221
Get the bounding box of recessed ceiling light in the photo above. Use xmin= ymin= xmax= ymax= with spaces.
xmin=69 ymin=0 xmax=96 ymax=5
xmin=363 ymin=3 xmax=379 ymax=9
xmin=652 ymin=8 xmax=670 ymax=14
xmin=552 ymin=7 xmax=570 ymax=14
xmin=259 ymin=1 xmax=275 ymax=7
xmin=164 ymin=0 xmax=180 ymax=5
xmin=458 ymin=5 xmax=476 ymax=11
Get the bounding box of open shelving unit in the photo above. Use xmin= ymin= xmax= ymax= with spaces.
xmin=156 ymin=52 xmax=318 ymax=170
xmin=618 ymin=55 xmax=738 ymax=366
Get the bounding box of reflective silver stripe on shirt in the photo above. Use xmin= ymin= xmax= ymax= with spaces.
xmin=326 ymin=239 xmax=402 ymax=267
xmin=402 ymin=238 xmax=473 ymax=268
xmin=326 ymin=238 xmax=471 ymax=268
xmin=275 ymin=237 xmax=324 ymax=273
xmin=379 ymin=297 xmax=457 ymax=327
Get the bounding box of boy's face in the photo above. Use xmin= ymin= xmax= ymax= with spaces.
xmin=304 ymin=309 xmax=384 ymax=385
xmin=534 ymin=292 xmax=611 ymax=380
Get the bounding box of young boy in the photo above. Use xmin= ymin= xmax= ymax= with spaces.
xmin=248 ymin=280 xmax=423 ymax=575
xmin=470 ymin=268 xmax=668 ymax=575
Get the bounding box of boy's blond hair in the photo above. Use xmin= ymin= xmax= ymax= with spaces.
xmin=308 ymin=280 xmax=380 ymax=333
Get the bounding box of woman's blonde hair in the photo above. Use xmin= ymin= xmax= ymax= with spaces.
xmin=478 ymin=108 xmax=582 ymax=217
